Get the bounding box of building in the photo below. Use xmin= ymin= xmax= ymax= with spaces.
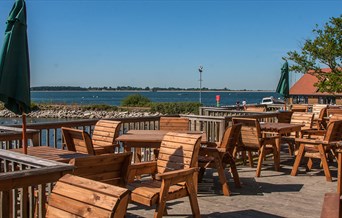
xmin=289 ymin=68 xmax=342 ymax=105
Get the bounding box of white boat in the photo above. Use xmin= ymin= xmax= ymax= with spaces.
xmin=261 ymin=96 xmax=285 ymax=105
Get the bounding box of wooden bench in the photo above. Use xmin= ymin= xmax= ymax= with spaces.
xmin=321 ymin=192 xmax=341 ymax=218
xmin=46 ymin=174 xmax=130 ymax=218
xmin=69 ymin=152 xmax=132 ymax=187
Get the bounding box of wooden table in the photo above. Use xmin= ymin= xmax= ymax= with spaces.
xmin=116 ymin=130 xmax=207 ymax=162
xmin=260 ymin=122 xmax=304 ymax=170
xmin=10 ymin=146 xmax=89 ymax=163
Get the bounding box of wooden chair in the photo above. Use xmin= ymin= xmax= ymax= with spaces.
xmin=198 ymin=123 xmax=242 ymax=196
xmin=312 ymin=104 xmax=328 ymax=130
xmin=92 ymin=120 xmax=121 ymax=155
xmin=62 ymin=127 xmax=96 ymax=155
xmin=46 ymin=174 xmax=130 ymax=218
xmin=291 ymin=104 xmax=309 ymax=112
xmin=282 ymin=112 xmax=314 ymax=155
xmin=127 ymin=132 xmax=201 ymax=218
xmin=154 ymin=117 xmax=190 ymax=159
xmin=291 ymin=120 xmax=342 ymax=182
xmin=69 ymin=152 xmax=132 ymax=187
xmin=159 ymin=117 xmax=189 ymax=131
xmin=62 ymin=120 xmax=121 ymax=155
xmin=321 ymin=192 xmax=341 ymax=218
xmin=277 ymin=111 xmax=293 ymax=123
xmin=327 ymin=108 xmax=342 ymax=117
xmin=232 ymin=118 xmax=279 ymax=177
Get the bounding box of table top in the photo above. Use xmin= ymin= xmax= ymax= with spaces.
xmin=260 ymin=122 xmax=304 ymax=132
xmin=116 ymin=130 xmax=207 ymax=146
xmin=10 ymin=146 xmax=89 ymax=163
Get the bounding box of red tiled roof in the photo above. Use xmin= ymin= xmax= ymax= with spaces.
xmin=290 ymin=73 xmax=319 ymax=95
xmin=289 ymin=68 xmax=341 ymax=96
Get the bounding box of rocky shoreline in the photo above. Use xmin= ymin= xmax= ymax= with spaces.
xmin=0 ymin=105 xmax=161 ymax=119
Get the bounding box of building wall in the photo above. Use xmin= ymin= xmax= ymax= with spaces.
xmin=336 ymin=97 xmax=342 ymax=105
xmin=308 ymin=97 xmax=318 ymax=104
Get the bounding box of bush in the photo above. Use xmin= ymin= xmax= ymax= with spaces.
xmin=30 ymin=102 xmax=40 ymax=111
xmin=121 ymin=94 xmax=151 ymax=107
xmin=150 ymin=102 xmax=201 ymax=115
xmin=80 ymin=104 xmax=118 ymax=111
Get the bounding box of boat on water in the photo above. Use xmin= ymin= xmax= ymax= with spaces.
xmin=261 ymin=96 xmax=285 ymax=104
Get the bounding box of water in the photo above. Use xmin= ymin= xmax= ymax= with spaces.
xmin=31 ymin=91 xmax=280 ymax=107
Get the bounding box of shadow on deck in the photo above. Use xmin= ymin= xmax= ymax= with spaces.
xmin=126 ymin=146 xmax=337 ymax=218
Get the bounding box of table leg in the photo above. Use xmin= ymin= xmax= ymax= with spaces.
xmin=338 ymin=152 xmax=342 ymax=195
xmin=275 ymin=136 xmax=281 ymax=171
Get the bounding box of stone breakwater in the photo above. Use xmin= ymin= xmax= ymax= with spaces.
xmin=0 ymin=105 xmax=162 ymax=119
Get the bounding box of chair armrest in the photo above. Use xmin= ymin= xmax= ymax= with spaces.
xmin=155 ymin=168 xmax=198 ymax=184
xmin=127 ymin=161 xmax=157 ymax=182
xmin=93 ymin=144 xmax=116 ymax=155
xmin=295 ymin=138 xmax=329 ymax=145
xmin=301 ymin=129 xmax=326 ymax=136
xmin=204 ymin=142 xmax=219 ymax=148
xmin=199 ymin=147 xmax=221 ymax=156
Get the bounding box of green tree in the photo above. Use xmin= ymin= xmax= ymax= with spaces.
xmin=285 ymin=15 xmax=342 ymax=93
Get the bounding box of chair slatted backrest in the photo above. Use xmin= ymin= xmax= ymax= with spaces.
xmin=46 ymin=174 xmax=130 ymax=218
xmin=159 ymin=117 xmax=190 ymax=132
xmin=232 ymin=118 xmax=261 ymax=149
xmin=312 ymin=104 xmax=328 ymax=118
xmin=219 ymin=123 xmax=242 ymax=154
xmin=157 ymin=132 xmax=201 ymax=174
xmin=62 ymin=127 xmax=95 ymax=155
xmin=277 ymin=111 xmax=293 ymax=123
xmin=69 ymin=152 xmax=132 ymax=187
xmin=92 ymin=120 xmax=121 ymax=147
xmin=329 ymin=114 xmax=342 ymax=122
xmin=290 ymin=112 xmax=314 ymax=130
xmin=291 ymin=104 xmax=309 ymax=112
xmin=327 ymin=108 xmax=342 ymax=117
xmin=324 ymin=120 xmax=342 ymax=142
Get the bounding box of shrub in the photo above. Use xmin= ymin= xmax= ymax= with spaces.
xmin=150 ymin=102 xmax=201 ymax=115
xmin=30 ymin=102 xmax=40 ymax=111
xmin=80 ymin=104 xmax=118 ymax=111
xmin=121 ymin=94 xmax=151 ymax=107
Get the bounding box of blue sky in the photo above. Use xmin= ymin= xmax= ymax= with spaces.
xmin=0 ymin=0 xmax=341 ymax=90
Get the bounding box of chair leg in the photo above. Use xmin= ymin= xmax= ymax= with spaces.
xmin=154 ymin=180 xmax=171 ymax=218
xmin=256 ymin=147 xmax=266 ymax=177
xmin=212 ymin=154 xmax=230 ymax=196
xmin=248 ymin=151 xmax=254 ymax=168
xmin=291 ymin=143 xmax=305 ymax=176
xmin=228 ymin=155 xmax=241 ymax=188
xmin=272 ymin=145 xmax=280 ymax=171
xmin=288 ymin=142 xmax=294 ymax=156
xmin=306 ymin=158 xmax=313 ymax=171
xmin=198 ymin=167 xmax=206 ymax=183
xmin=186 ymin=176 xmax=201 ymax=218
xmin=317 ymin=144 xmax=332 ymax=182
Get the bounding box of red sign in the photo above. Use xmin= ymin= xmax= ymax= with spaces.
xmin=216 ymin=95 xmax=220 ymax=101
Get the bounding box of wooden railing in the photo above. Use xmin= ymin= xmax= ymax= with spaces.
xmin=0 ymin=126 xmax=39 ymax=150
xmin=1 ymin=112 xmax=280 ymax=149
xmin=3 ymin=116 xmax=160 ymax=149
xmin=0 ymin=150 xmax=74 ymax=217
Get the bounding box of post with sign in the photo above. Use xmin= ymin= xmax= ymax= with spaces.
xmin=216 ymin=95 xmax=220 ymax=107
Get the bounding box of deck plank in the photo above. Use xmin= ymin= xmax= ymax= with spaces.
xmin=126 ymin=145 xmax=337 ymax=217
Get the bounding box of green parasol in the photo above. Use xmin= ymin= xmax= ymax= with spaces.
xmin=276 ymin=61 xmax=290 ymax=110
xmin=0 ymin=0 xmax=31 ymax=154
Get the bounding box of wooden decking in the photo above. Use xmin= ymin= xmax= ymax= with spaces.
xmin=126 ymin=146 xmax=337 ymax=218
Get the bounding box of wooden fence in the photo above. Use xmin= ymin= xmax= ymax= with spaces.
xmin=0 ymin=150 xmax=74 ymax=218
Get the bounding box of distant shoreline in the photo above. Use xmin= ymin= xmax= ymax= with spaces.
xmin=31 ymin=90 xmax=274 ymax=93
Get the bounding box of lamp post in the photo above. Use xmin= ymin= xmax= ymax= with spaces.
xmin=198 ymin=66 xmax=203 ymax=104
